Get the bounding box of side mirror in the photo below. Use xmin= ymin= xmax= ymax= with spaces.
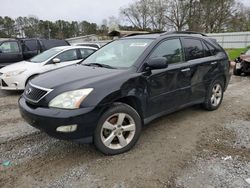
xmin=146 ymin=57 xmax=168 ymax=70
xmin=0 ymin=49 xmax=2 ymax=53
xmin=52 ymin=58 xmax=60 ymax=64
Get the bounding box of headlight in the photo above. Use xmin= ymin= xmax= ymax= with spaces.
xmin=49 ymin=88 xmax=93 ymax=109
xmin=4 ymin=69 xmax=26 ymax=77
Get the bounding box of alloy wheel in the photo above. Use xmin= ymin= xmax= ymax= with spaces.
xmin=100 ymin=113 xmax=136 ymax=150
xmin=211 ymin=83 xmax=222 ymax=107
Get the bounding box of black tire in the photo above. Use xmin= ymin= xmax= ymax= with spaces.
xmin=233 ymin=65 xmax=242 ymax=76
xmin=94 ymin=103 xmax=142 ymax=155
xmin=203 ymin=79 xmax=224 ymax=111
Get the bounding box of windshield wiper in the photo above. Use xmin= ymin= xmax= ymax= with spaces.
xmin=84 ymin=63 xmax=116 ymax=69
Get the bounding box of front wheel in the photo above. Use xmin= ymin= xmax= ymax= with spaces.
xmin=94 ymin=103 xmax=142 ymax=155
xmin=203 ymin=79 xmax=224 ymax=111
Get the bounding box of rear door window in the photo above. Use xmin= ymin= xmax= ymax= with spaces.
xmin=202 ymin=41 xmax=212 ymax=57
xmin=182 ymin=38 xmax=204 ymax=61
xmin=205 ymin=41 xmax=217 ymax=55
xmin=150 ymin=38 xmax=184 ymax=64
xmin=0 ymin=41 xmax=20 ymax=53
xmin=79 ymin=48 xmax=96 ymax=59
xmin=56 ymin=49 xmax=78 ymax=62
xmin=23 ymin=40 xmax=38 ymax=51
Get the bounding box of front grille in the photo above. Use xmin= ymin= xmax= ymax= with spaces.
xmin=24 ymin=83 xmax=52 ymax=103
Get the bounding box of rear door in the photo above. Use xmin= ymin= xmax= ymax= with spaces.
xmin=144 ymin=38 xmax=191 ymax=117
xmin=0 ymin=41 xmax=23 ymax=66
xmin=22 ymin=39 xmax=40 ymax=59
xmin=181 ymin=37 xmax=220 ymax=103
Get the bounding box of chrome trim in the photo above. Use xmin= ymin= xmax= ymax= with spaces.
xmin=24 ymin=82 xmax=53 ymax=103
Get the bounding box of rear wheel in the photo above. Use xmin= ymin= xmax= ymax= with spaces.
xmin=203 ymin=79 xmax=224 ymax=111
xmin=94 ymin=103 xmax=142 ymax=155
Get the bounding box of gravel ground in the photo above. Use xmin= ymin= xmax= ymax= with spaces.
xmin=0 ymin=75 xmax=250 ymax=188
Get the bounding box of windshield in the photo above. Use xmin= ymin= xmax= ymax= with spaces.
xmin=83 ymin=39 xmax=153 ymax=68
xmin=29 ymin=48 xmax=62 ymax=63
xmin=245 ymin=50 xmax=250 ymax=55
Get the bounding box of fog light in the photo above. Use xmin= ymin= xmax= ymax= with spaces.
xmin=56 ymin=125 xmax=77 ymax=132
xmin=11 ymin=83 xmax=18 ymax=87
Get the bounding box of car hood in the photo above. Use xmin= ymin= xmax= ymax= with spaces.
xmin=240 ymin=55 xmax=250 ymax=62
xmin=31 ymin=64 xmax=126 ymax=89
xmin=0 ymin=61 xmax=41 ymax=73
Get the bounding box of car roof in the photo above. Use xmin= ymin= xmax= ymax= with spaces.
xmin=52 ymin=46 xmax=97 ymax=50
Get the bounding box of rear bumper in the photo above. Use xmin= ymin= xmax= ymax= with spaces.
xmin=19 ymin=97 xmax=105 ymax=142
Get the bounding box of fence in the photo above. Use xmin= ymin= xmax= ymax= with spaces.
xmin=207 ymin=32 xmax=250 ymax=49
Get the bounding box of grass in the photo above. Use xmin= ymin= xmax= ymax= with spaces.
xmin=225 ymin=47 xmax=250 ymax=61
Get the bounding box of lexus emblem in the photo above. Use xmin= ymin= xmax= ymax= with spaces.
xmin=26 ymin=88 xmax=32 ymax=95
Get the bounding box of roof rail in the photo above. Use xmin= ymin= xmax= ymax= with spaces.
xmin=124 ymin=31 xmax=165 ymax=37
xmin=161 ymin=31 xmax=207 ymax=37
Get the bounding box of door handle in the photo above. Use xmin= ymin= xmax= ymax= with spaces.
xmin=181 ymin=68 xmax=191 ymax=72
xmin=211 ymin=61 xmax=218 ymax=65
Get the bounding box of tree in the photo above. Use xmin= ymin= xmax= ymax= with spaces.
xmin=120 ymin=0 xmax=151 ymax=30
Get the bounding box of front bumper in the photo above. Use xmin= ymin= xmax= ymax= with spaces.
xmin=19 ymin=97 xmax=104 ymax=142
xmin=0 ymin=76 xmax=25 ymax=90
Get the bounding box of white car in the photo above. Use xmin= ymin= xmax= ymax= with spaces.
xmin=0 ymin=46 xmax=97 ymax=90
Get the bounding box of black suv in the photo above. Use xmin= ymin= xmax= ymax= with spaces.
xmin=19 ymin=31 xmax=230 ymax=155
xmin=0 ymin=38 xmax=69 ymax=67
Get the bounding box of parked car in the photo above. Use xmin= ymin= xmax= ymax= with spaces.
xmin=0 ymin=46 xmax=97 ymax=90
xmin=0 ymin=38 xmax=70 ymax=67
xmin=233 ymin=49 xmax=250 ymax=75
xmin=19 ymin=31 xmax=230 ymax=155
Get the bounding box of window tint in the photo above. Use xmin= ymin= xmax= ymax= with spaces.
xmin=182 ymin=38 xmax=204 ymax=60
xmin=79 ymin=48 xmax=96 ymax=59
xmin=24 ymin=40 xmax=38 ymax=51
xmin=56 ymin=50 xmax=77 ymax=62
xmin=150 ymin=39 xmax=183 ymax=64
xmin=202 ymin=41 xmax=212 ymax=57
xmin=205 ymin=41 xmax=217 ymax=55
xmin=0 ymin=41 xmax=20 ymax=53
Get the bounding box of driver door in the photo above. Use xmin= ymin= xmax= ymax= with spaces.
xmin=44 ymin=49 xmax=80 ymax=71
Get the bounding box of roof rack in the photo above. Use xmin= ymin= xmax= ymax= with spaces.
xmin=161 ymin=31 xmax=207 ymax=37
xmin=124 ymin=31 xmax=165 ymax=37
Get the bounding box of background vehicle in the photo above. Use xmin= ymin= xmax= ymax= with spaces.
xmin=0 ymin=46 xmax=97 ymax=90
xmin=19 ymin=31 xmax=230 ymax=155
xmin=0 ymin=38 xmax=70 ymax=67
xmin=233 ymin=49 xmax=250 ymax=75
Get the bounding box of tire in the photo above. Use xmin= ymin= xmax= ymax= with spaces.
xmin=233 ymin=65 xmax=242 ymax=76
xmin=203 ymin=79 xmax=224 ymax=111
xmin=94 ymin=103 xmax=142 ymax=155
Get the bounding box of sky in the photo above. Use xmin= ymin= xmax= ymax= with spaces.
xmin=0 ymin=0 xmax=134 ymax=24
xmin=0 ymin=0 xmax=250 ymax=24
